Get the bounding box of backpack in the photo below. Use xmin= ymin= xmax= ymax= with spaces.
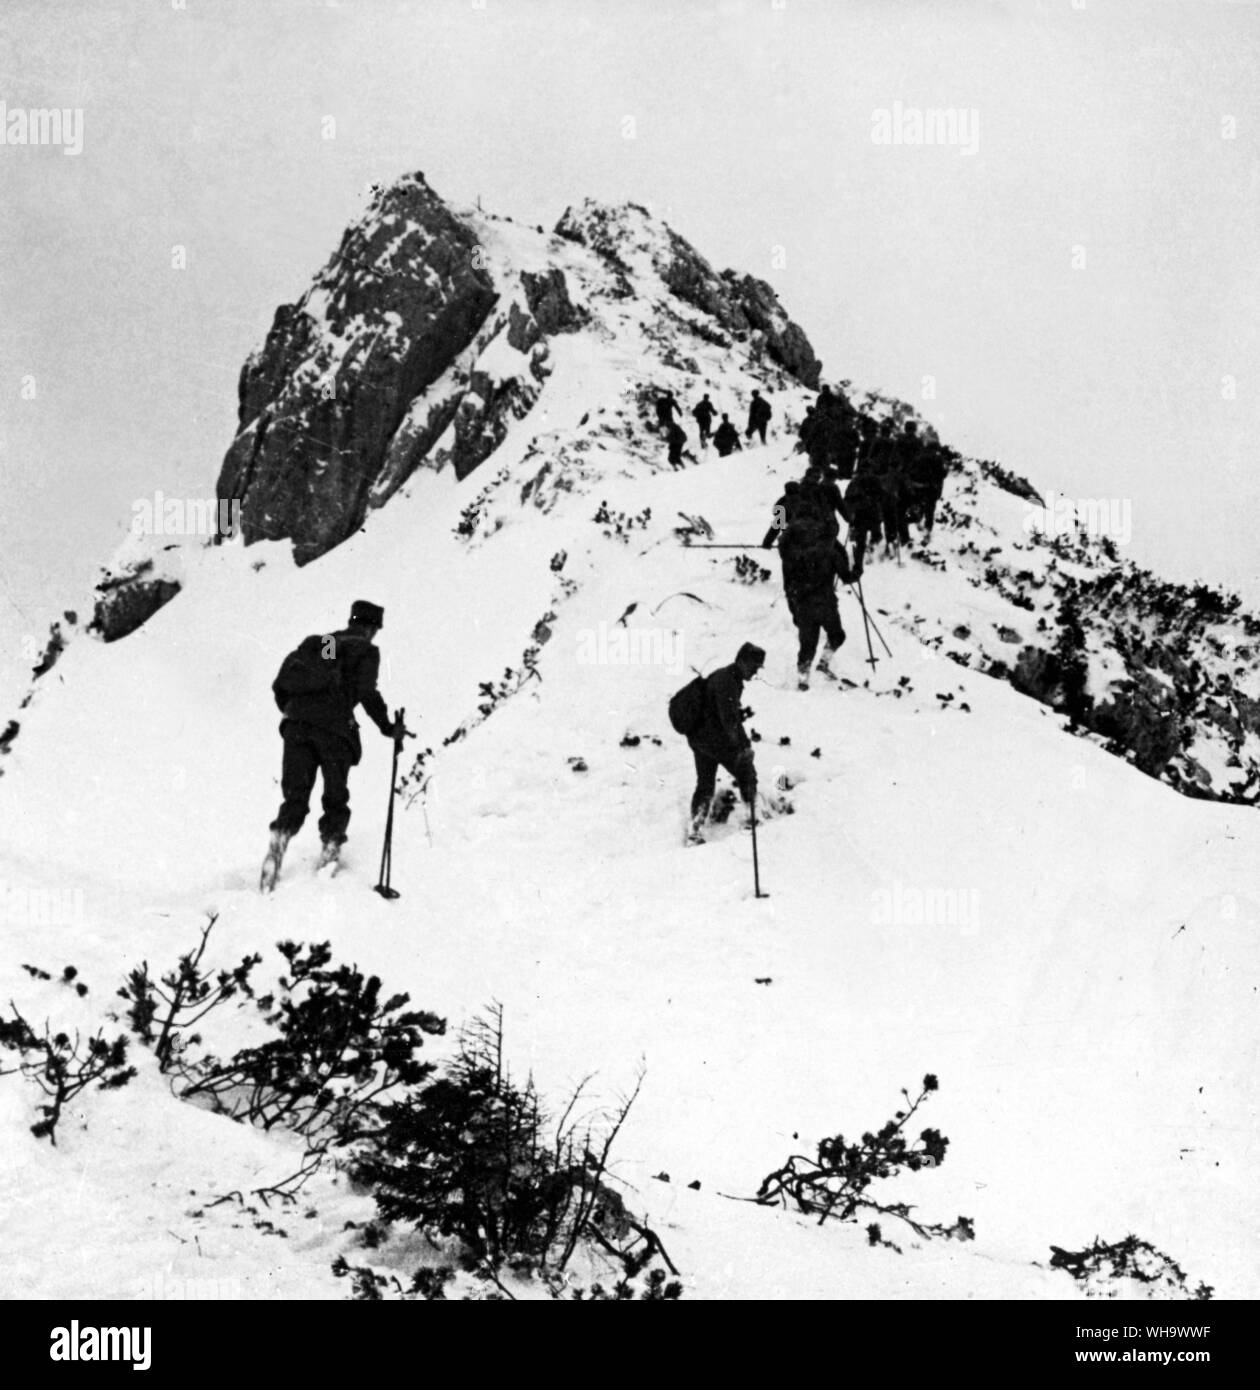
xmin=668 ymin=674 xmax=708 ymax=736
xmin=273 ymin=633 xmax=346 ymax=706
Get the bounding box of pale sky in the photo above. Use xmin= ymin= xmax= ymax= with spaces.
xmin=2 ymin=0 xmax=1258 ymax=709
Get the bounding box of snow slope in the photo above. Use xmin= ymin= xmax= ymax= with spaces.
xmin=1 ymin=210 xmax=1256 ymax=1302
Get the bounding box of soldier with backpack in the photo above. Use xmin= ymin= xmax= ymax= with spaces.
xmin=669 ymin=642 xmax=765 ymax=845
xmin=797 ymin=463 xmax=845 ymax=540
xmin=713 ymin=413 xmax=743 ymax=457
xmin=760 ymin=466 xmax=843 ymax=549
xmin=260 ymin=599 xmax=408 ymax=891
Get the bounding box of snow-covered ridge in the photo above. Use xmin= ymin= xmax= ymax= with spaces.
xmin=0 ymin=175 xmax=1256 ymax=1301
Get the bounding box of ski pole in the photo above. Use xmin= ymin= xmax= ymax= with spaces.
xmin=854 ymin=579 xmax=893 ymax=657
xmin=750 ymin=791 xmax=768 ymax=899
xmin=375 ymin=706 xmax=405 ymax=901
xmin=853 ymin=588 xmax=878 ymax=671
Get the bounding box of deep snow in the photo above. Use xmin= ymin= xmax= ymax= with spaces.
xmin=1 ymin=209 xmax=1255 ymax=1301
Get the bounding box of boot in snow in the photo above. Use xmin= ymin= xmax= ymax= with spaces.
xmin=797 ymin=662 xmax=811 ymax=691
xmin=260 ymin=828 xmax=292 ymax=893
xmin=316 ymin=839 xmax=342 ymax=875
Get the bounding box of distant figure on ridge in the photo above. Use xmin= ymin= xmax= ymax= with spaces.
xmin=713 ymin=413 xmax=743 ymax=457
xmin=745 ymin=388 xmax=772 ymax=445
xmin=692 ymin=393 xmax=717 ymax=447
xmin=667 ymin=420 xmax=698 ymax=470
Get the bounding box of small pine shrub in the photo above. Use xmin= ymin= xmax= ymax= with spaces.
xmin=349 ymin=1006 xmax=676 ymax=1288
xmin=755 ymin=1075 xmax=974 ymax=1245
xmin=1049 ymin=1235 xmax=1213 ymax=1301
xmin=178 ymin=941 xmax=445 ymax=1147
xmin=0 ymin=1004 xmax=135 ymax=1144
xmin=118 ymin=913 xmax=260 ymax=1071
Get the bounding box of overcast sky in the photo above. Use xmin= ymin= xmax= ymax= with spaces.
xmin=2 ymin=0 xmax=1257 ymax=708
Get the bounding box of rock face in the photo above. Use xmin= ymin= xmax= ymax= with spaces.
xmin=555 ymin=200 xmax=822 ymax=388
xmin=214 ymin=182 xmax=824 ymax=569
xmin=217 ymin=173 xmax=499 ymax=564
xmin=89 ymin=557 xmax=182 ymax=644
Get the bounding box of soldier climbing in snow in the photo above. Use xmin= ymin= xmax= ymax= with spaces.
xmin=864 ymin=419 xmax=906 ymax=556
xmin=798 ymin=462 xmax=845 ymax=540
xmin=905 ymin=438 xmax=951 ymax=539
xmin=839 ymin=469 xmax=882 ymax=575
xmin=745 ymin=388 xmax=772 ymax=445
xmin=886 ymin=420 xmax=923 ymax=550
xmin=760 ymin=465 xmax=843 ymax=549
xmin=713 ymin=413 xmax=743 ymax=457
xmin=655 ymin=390 xmax=681 ymax=431
xmin=679 ymin=642 xmax=764 ymax=844
xmin=692 ymin=392 xmax=717 ymax=447
xmin=666 ymin=420 xmax=698 ymax=470
xmin=260 ymin=599 xmax=409 ymax=890
xmin=762 ymin=478 xmax=852 ymax=688
xmin=778 ymin=525 xmax=852 ymax=690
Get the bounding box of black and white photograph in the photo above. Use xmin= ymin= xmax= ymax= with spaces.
xmin=1 ymin=0 xmax=1256 ymax=1338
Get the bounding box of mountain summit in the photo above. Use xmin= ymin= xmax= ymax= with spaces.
xmin=216 ymin=173 xmax=821 ymax=565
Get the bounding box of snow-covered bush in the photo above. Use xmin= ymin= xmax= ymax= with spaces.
xmin=117 ymin=913 xmax=260 ymax=1072
xmin=0 ymin=1004 xmax=135 ymax=1144
xmin=754 ymin=1075 xmax=974 ymax=1246
xmin=348 ymin=1006 xmax=678 ymax=1293
xmin=1049 ymin=1234 xmax=1213 ymax=1300
xmin=177 ymin=940 xmax=445 ymax=1147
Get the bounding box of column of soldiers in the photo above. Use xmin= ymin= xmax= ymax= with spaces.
xmin=762 ymin=386 xmax=955 ymax=689
xmin=655 ymin=387 xmax=772 ymax=467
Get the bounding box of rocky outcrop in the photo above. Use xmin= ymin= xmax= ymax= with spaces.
xmin=89 ymin=559 xmax=182 ymax=643
xmin=217 ymin=172 xmax=499 ymax=565
xmin=554 ymin=200 xmax=821 ymax=388
xmin=917 ymin=460 xmax=1260 ymax=807
xmin=520 ymin=268 xmax=587 ymax=338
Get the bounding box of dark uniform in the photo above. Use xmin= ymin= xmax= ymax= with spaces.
xmin=692 ymin=394 xmax=717 ymax=446
xmin=746 ymin=390 xmax=772 ymax=445
xmin=907 ymin=441 xmax=949 ymax=536
xmin=713 ymin=415 xmax=743 ymax=457
xmin=687 ymin=643 xmax=764 ymax=828
xmin=655 ymin=392 xmax=681 ymax=430
xmin=841 ymin=471 xmax=884 ymax=573
xmin=831 ymin=414 xmax=861 ymax=480
xmin=778 ymin=523 xmax=850 ymax=684
xmin=888 ymin=424 xmax=923 ymax=547
xmin=666 ymin=421 xmax=696 ymax=470
xmin=270 ymin=618 xmax=394 ymax=846
xmin=797 ymin=469 xmax=845 ymax=540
